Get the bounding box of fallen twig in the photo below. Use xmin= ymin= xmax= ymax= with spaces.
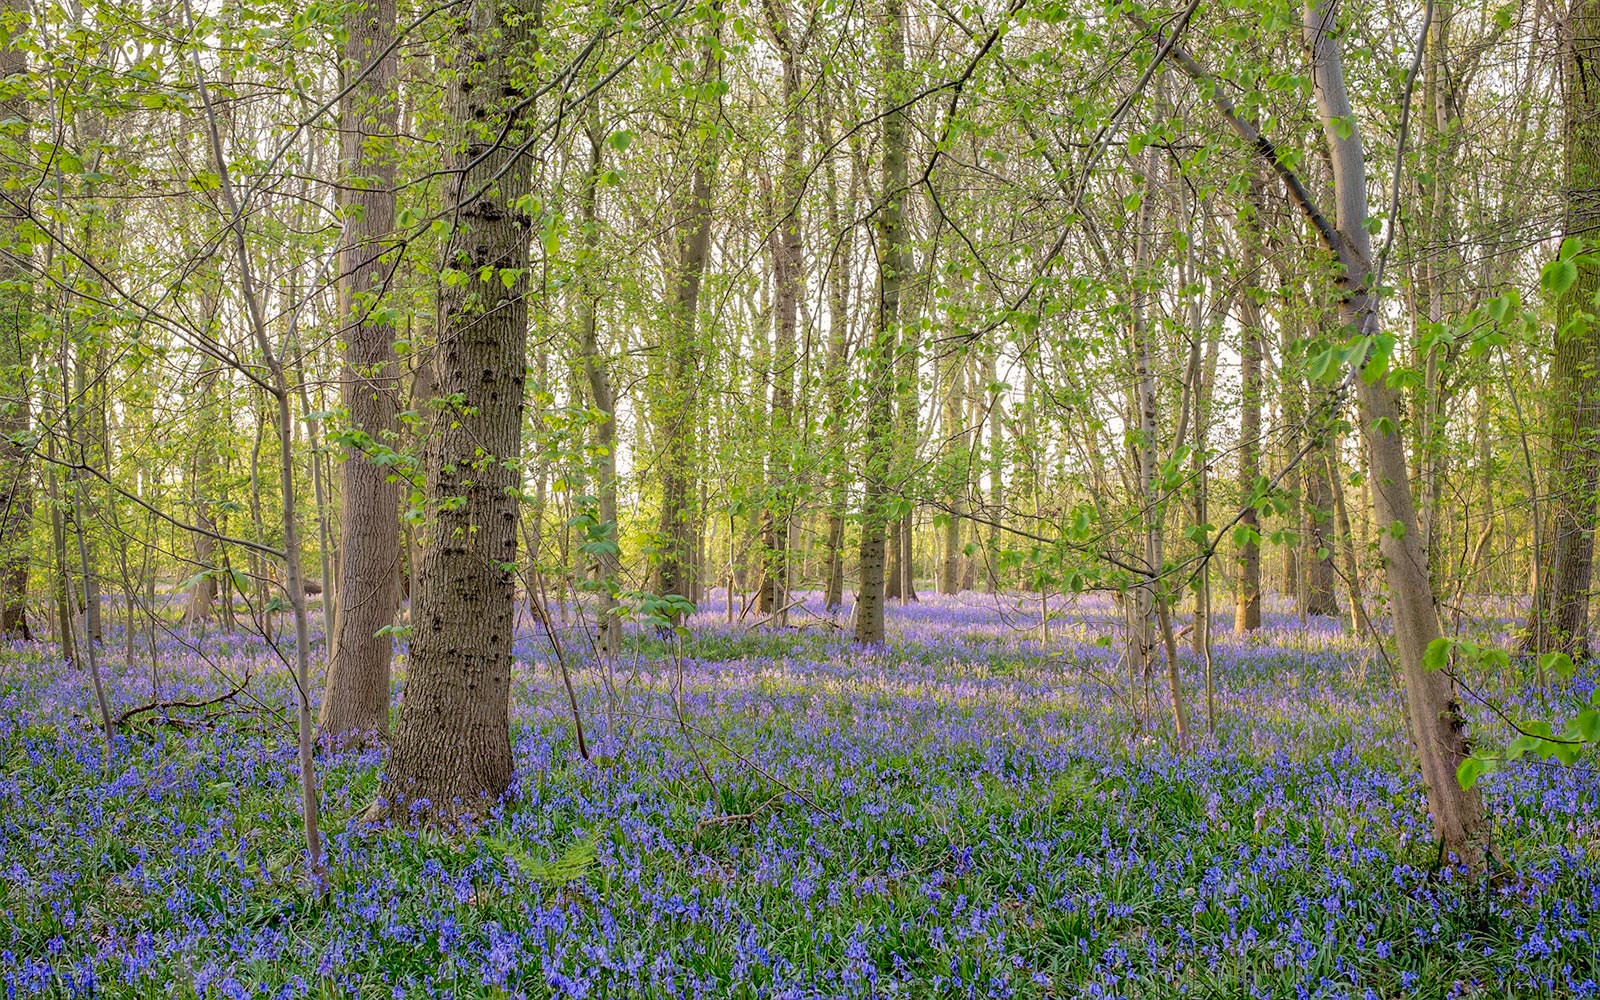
xmin=115 ymin=673 xmax=252 ymax=727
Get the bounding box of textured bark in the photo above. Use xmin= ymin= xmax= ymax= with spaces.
xmin=321 ymin=0 xmax=401 ymax=739
xmin=0 ymin=0 xmax=29 ymax=640
xmin=1303 ymin=0 xmax=1486 ymax=867
xmin=377 ymin=0 xmax=538 ymax=824
xmin=855 ymin=0 xmax=906 ymax=645
xmin=1527 ymin=0 xmax=1600 ymax=658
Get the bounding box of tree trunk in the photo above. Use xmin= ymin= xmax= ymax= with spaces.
xmin=1528 ymin=0 xmax=1600 ymax=658
xmin=1326 ymin=442 xmax=1369 ymax=633
xmin=1304 ymin=391 xmax=1341 ymax=617
xmin=986 ymin=347 xmax=1003 ymax=592
xmin=1132 ymin=147 xmax=1187 ymax=749
xmin=820 ymin=111 xmax=853 ymax=612
xmin=758 ymin=3 xmax=804 ymax=622
xmin=1302 ymin=0 xmax=1486 ymax=866
xmin=321 ymin=0 xmax=401 ymax=740
xmin=854 ymin=0 xmax=906 ymax=645
xmin=0 ymin=0 xmax=26 ymax=641
xmin=72 ymin=351 xmax=102 ymax=645
xmin=653 ymin=17 xmax=719 ymax=606
xmin=577 ymin=120 xmax=621 ymax=658
xmin=1235 ymin=260 xmax=1263 ymax=633
xmin=46 ymin=436 xmax=74 ymax=665
xmin=186 ymin=364 xmax=220 ymax=624
xmin=377 ymin=0 xmax=538 ymax=824
xmin=939 ymin=354 xmax=968 ymax=595
xmin=886 ymin=514 xmax=903 ymax=600
xmin=0 ymin=44 xmax=29 ymax=639
xmin=897 ymin=514 xmax=918 ymax=603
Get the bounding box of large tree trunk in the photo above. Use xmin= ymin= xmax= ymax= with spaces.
xmin=320 ymin=0 xmax=401 ymax=740
xmin=0 ymin=0 xmax=30 ymax=640
xmin=854 ymin=0 xmax=907 ymax=645
xmin=1302 ymin=0 xmax=1486 ymax=867
xmin=377 ymin=0 xmax=537 ymax=824
xmin=1528 ymin=0 xmax=1600 ymax=658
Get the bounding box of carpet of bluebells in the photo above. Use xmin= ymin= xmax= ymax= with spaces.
xmin=2 ymin=591 xmax=1599 ymax=999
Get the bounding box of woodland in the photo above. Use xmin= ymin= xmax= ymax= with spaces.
xmin=1 ymin=0 xmax=1600 ymax=994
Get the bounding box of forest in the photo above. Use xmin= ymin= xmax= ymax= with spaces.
xmin=1 ymin=0 xmax=1598 ymax=993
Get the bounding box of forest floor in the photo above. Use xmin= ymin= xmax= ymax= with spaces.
xmin=1 ymin=591 xmax=1597 ymax=998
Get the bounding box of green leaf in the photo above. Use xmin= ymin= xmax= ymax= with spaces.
xmin=1539 ymin=651 xmax=1576 ymax=682
xmin=1550 ymin=739 xmax=1583 ymax=766
xmin=1455 ymin=755 xmax=1494 ymax=791
xmin=1544 ymin=258 xmax=1579 ymax=298
xmin=1361 ymin=335 xmax=1393 ymax=384
xmin=1305 ymin=344 xmax=1335 ymax=382
xmin=1423 ymin=636 xmax=1452 ymax=671
xmin=1505 ymin=734 xmax=1541 ymax=761
xmin=1572 ymin=708 xmax=1600 ymax=743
